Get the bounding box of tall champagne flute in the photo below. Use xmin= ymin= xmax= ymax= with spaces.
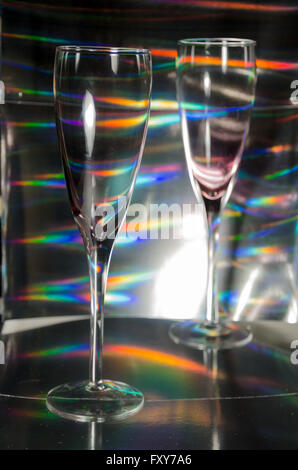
xmin=47 ymin=46 xmax=152 ymax=422
xmin=170 ymin=38 xmax=256 ymax=350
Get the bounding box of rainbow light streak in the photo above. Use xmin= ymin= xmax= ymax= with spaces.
xmin=13 ymin=272 xmax=153 ymax=305
xmin=104 ymin=345 xmax=216 ymax=376
xmin=13 ymin=275 xmax=153 ymax=304
xmin=61 ymin=114 xmax=147 ymax=129
xmin=7 ymin=111 xmax=293 ymax=133
xmin=25 ymin=272 xmax=153 ymax=292
xmin=227 ymin=201 xmax=290 ymax=219
xmin=148 ymin=1 xmax=298 ymax=13
xmin=6 ymin=86 xmax=53 ymax=97
xmin=265 ymin=165 xmax=298 ymax=180
xmin=176 ymin=54 xmax=298 ymax=71
xmin=10 ymin=179 xmax=65 ymax=189
xmin=69 ymin=160 xmax=137 ymax=178
xmin=143 ymin=163 xmax=182 ymax=175
xmin=95 ymin=96 xmax=149 ymax=109
xmin=9 ymin=409 xmax=55 ymax=420
xmin=2 ymin=32 xmax=298 ymax=71
xmin=151 ymin=99 xmax=178 ymax=110
xmin=9 ymin=408 xmax=56 ymax=420
xmin=1 ymin=2 xmax=223 ymax=22
xmin=228 ymin=226 xmax=281 ymax=242
xmin=11 ymin=212 xmax=182 ymax=248
xmin=149 ymin=113 xmax=179 ymax=127
xmin=184 ymin=103 xmax=253 ymax=120
xmin=2 ymin=31 xmax=102 ymax=46
xmin=20 ymin=343 xmax=89 ymax=358
xmin=6 ymin=83 xmax=179 ymax=110
xmin=32 ymin=173 xmax=64 ymax=179
xmin=136 ymin=163 xmax=182 ymax=185
xmin=11 ymin=293 xmax=89 ymax=303
xmin=115 ymin=233 xmax=141 ymax=246
xmin=6 ymin=108 xmax=287 ymax=133
xmin=6 ymin=0 xmax=296 ymax=13
xmin=244 ymin=144 xmax=295 ymax=160
xmin=2 ymin=3 xmax=153 ymax=13
xmin=26 ymin=276 xmax=88 ymax=292
xmin=277 ymin=113 xmax=298 ymax=123
xmin=3 ymin=60 xmax=52 ymax=75
xmin=2 ymin=121 xmax=55 ymax=128
xmin=222 ymin=207 xmax=242 ymax=218
xmin=11 ymin=292 xmax=133 ymax=305
xmin=227 ymin=215 xmax=298 ymax=241
xmin=11 ymin=228 xmax=81 ymax=246
xmin=58 ymin=92 xmax=150 ymax=110
xmin=61 ymin=114 xmax=178 ymax=131
xmin=219 ymin=290 xmax=289 ymax=308
xmin=246 ymin=194 xmax=297 ymax=208
xmin=10 ymin=164 xmax=182 ymax=190
xmin=235 ymin=245 xmax=291 ymax=259
xmin=20 ymin=343 xmax=215 ymax=377
xmin=178 ymin=56 xmax=254 ymax=69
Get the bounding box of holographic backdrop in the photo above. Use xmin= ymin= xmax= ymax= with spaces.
xmin=1 ymin=0 xmax=297 ymax=320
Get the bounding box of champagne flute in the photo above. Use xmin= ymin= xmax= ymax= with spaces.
xmin=47 ymin=46 xmax=152 ymax=422
xmin=170 ymin=38 xmax=256 ymax=350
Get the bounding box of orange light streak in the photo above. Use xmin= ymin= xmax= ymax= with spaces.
xmin=96 ymin=115 xmax=147 ymax=128
xmin=104 ymin=344 xmax=216 ymax=376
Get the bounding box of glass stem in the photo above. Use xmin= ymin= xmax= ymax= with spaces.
xmin=205 ymin=201 xmax=221 ymax=326
xmin=87 ymin=244 xmax=110 ymax=388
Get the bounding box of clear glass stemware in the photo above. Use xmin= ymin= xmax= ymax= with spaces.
xmin=170 ymin=38 xmax=256 ymax=350
xmin=46 ymin=46 xmax=152 ymax=421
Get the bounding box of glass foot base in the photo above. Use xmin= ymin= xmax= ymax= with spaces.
xmin=169 ymin=321 xmax=253 ymax=350
xmin=46 ymin=380 xmax=144 ymax=423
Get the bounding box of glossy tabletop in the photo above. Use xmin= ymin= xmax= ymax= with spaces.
xmin=0 ymin=316 xmax=298 ymax=449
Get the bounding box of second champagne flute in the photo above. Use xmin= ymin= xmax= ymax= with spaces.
xmin=170 ymin=38 xmax=256 ymax=350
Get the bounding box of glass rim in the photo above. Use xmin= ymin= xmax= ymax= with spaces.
xmin=56 ymin=45 xmax=151 ymax=55
xmin=178 ymin=38 xmax=256 ymax=47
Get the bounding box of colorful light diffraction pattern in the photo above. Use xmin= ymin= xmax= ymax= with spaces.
xmin=10 ymin=272 xmax=154 ymax=306
xmin=5 ymin=52 xmax=298 ymax=103
xmin=246 ymin=194 xmax=297 ymax=209
xmin=178 ymin=56 xmax=255 ymax=69
xmin=3 ymin=29 xmax=298 ymax=71
xmin=146 ymin=1 xmax=298 ymax=13
xmin=3 ymin=109 xmax=298 ymax=140
xmin=225 ymin=215 xmax=298 ymax=242
xmin=3 ymin=0 xmax=298 ymax=325
xmin=2 ymin=114 xmax=180 ymax=131
xmin=219 ymin=290 xmax=291 ymax=311
xmin=10 ymin=210 xmax=181 ymax=248
xmin=3 ymin=1 xmax=298 ymax=14
xmin=17 ymin=341 xmax=294 ymax=398
xmin=14 ymin=342 xmax=224 ymax=405
xmin=10 ymin=164 xmax=182 ymax=189
xmin=19 ymin=342 xmax=220 ymax=378
xmin=8 ymin=133 xmax=297 ymax=272
xmin=11 ymin=226 xmax=81 ymax=247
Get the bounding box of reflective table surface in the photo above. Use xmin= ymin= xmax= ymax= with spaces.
xmin=1 ymin=316 xmax=298 ymax=449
